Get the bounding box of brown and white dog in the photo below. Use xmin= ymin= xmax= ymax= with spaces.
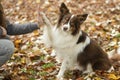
xmin=40 ymin=3 xmax=115 ymax=80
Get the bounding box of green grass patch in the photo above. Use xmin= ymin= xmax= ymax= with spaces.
xmin=41 ymin=62 xmax=55 ymax=69
xmin=115 ymin=33 xmax=120 ymax=38
xmin=39 ymin=71 xmax=48 ymax=76
xmin=28 ymin=70 xmax=37 ymax=75
xmin=29 ymin=77 xmax=36 ymax=80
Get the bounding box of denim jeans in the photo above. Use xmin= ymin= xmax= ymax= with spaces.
xmin=0 ymin=39 xmax=14 ymax=67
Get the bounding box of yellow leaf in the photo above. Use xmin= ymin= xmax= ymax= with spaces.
xmin=36 ymin=0 xmax=40 ymax=3
xmin=21 ymin=57 xmax=26 ymax=64
xmin=14 ymin=39 xmax=22 ymax=48
xmin=108 ymin=74 xmax=118 ymax=79
xmin=89 ymin=26 xmax=96 ymax=31
xmin=33 ymin=30 xmax=39 ymax=36
xmin=17 ymin=0 xmax=23 ymax=5
xmin=15 ymin=39 xmax=22 ymax=44
xmin=117 ymin=76 xmax=120 ymax=79
xmin=94 ymin=77 xmax=101 ymax=80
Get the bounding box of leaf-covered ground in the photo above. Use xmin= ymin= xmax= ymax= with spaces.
xmin=1 ymin=0 xmax=120 ymax=80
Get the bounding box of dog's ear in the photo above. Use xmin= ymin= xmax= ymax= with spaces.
xmin=77 ymin=14 xmax=88 ymax=24
xmin=60 ymin=3 xmax=69 ymax=14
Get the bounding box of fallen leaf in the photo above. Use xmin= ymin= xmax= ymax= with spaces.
xmin=108 ymin=74 xmax=118 ymax=79
xmin=36 ymin=0 xmax=40 ymax=3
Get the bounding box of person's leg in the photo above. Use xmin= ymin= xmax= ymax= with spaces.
xmin=0 ymin=39 xmax=14 ymax=67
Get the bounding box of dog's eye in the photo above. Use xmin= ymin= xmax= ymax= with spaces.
xmin=70 ymin=23 xmax=74 ymax=28
xmin=70 ymin=22 xmax=74 ymax=26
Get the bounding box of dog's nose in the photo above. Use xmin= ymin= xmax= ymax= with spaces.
xmin=63 ymin=27 xmax=68 ymax=31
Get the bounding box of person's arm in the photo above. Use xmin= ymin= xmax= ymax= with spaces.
xmin=6 ymin=21 xmax=39 ymax=35
xmin=0 ymin=27 xmax=3 ymax=36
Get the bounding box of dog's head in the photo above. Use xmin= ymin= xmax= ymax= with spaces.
xmin=57 ymin=3 xmax=88 ymax=35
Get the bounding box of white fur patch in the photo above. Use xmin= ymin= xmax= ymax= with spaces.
xmin=108 ymin=66 xmax=114 ymax=72
xmin=83 ymin=63 xmax=93 ymax=74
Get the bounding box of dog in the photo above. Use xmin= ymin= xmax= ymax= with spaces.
xmin=40 ymin=3 xmax=115 ymax=80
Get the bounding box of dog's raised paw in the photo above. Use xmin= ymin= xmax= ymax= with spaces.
xmin=39 ymin=12 xmax=53 ymax=27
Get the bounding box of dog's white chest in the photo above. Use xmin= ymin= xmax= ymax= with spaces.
xmin=52 ymin=28 xmax=77 ymax=49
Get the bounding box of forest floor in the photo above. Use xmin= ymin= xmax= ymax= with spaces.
xmin=1 ymin=0 xmax=120 ymax=80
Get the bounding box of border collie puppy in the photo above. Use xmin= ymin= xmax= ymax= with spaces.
xmin=41 ymin=3 xmax=112 ymax=80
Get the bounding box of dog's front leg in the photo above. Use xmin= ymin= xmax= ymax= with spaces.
xmin=41 ymin=27 xmax=53 ymax=47
xmin=40 ymin=12 xmax=53 ymax=47
xmin=57 ymin=60 xmax=68 ymax=80
xmin=40 ymin=12 xmax=53 ymax=36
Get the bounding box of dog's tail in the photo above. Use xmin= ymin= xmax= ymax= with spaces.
xmin=39 ymin=12 xmax=53 ymax=28
xmin=108 ymin=48 xmax=120 ymax=70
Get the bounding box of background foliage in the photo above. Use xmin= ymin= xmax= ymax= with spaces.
xmin=1 ymin=0 xmax=120 ymax=80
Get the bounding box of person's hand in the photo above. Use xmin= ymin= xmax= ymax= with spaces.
xmin=1 ymin=27 xmax=7 ymax=37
